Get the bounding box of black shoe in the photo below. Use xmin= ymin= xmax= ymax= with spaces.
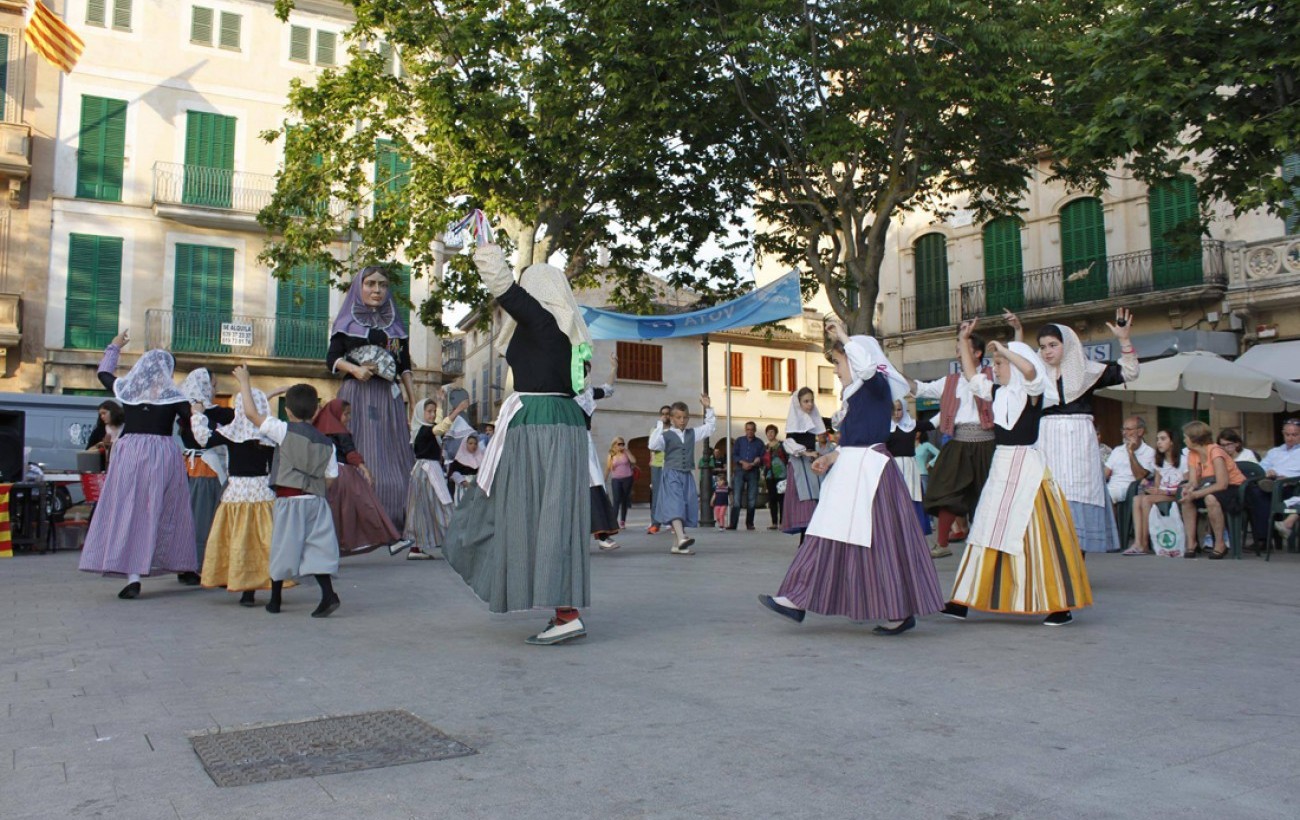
xmin=238 ymin=591 xmax=257 ymax=607
xmin=177 ymin=572 xmax=201 ymax=586
xmin=1043 ymin=611 xmax=1073 ymax=627
xmin=1206 ymin=547 xmax=1230 ymax=560
xmin=941 ymin=602 xmax=968 ymax=621
xmin=872 ymin=615 xmax=916 ymax=636
xmin=311 ymin=595 xmax=341 ymax=618
xmin=265 ymin=601 xmax=281 ymax=614
xmin=758 ymin=594 xmax=805 ymax=623
xmin=117 ymin=582 xmax=141 ymax=600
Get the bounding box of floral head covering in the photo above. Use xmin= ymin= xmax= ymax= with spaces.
xmin=215 ymin=388 xmax=272 ymax=444
xmin=496 ymin=262 xmax=593 ymax=394
xmin=181 ymin=367 xmax=215 ymax=408
xmin=1042 ymin=323 xmax=1107 ymax=406
xmin=113 ymin=349 xmax=188 ymax=406
xmin=331 ymin=265 xmax=409 ymax=340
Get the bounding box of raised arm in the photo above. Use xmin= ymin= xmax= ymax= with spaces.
xmin=233 ymin=365 xmax=267 ymax=429
xmin=957 ymin=320 xmax=979 ymax=382
xmin=693 ymin=395 xmax=716 ymax=439
xmin=97 ymin=330 xmax=130 ymax=390
xmin=432 ymin=399 xmax=471 ymax=436
xmin=1106 ymin=307 xmax=1139 ymax=382
xmin=648 ymin=420 xmax=667 ymax=452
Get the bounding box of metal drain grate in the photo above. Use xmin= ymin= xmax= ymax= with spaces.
xmin=190 ymin=710 xmax=476 ymax=786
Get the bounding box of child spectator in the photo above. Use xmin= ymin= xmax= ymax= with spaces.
xmin=711 ymin=476 xmax=730 ymax=530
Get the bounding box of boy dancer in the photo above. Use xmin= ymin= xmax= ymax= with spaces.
xmin=233 ymin=366 xmax=342 ymax=617
xmin=649 ymin=395 xmax=715 ymax=554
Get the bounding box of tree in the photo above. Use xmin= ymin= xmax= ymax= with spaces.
xmin=711 ymin=0 xmax=1088 ymax=334
xmin=1052 ymin=1 xmax=1300 ymax=227
xmin=264 ymin=0 xmax=760 ymax=334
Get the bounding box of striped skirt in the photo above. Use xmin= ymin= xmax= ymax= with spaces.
xmin=782 ymin=456 xmax=820 ymax=534
xmin=201 ymin=476 xmax=282 ymax=592
xmin=951 ymin=470 xmax=1093 ymax=614
xmin=1038 ymin=415 xmax=1119 ymax=553
xmin=330 ymin=462 xmax=400 ymax=556
xmin=777 ymin=450 xmax=944 ymax=622
xmin=443 ymin=396 xmax=590 ymax=613
xmin=79 ymin=434 xmax=197 ymax=578
xmin=404 ymin=460 xmax=451 ymax=551
xmin=338 ymin=377 xmax=414 ymax=531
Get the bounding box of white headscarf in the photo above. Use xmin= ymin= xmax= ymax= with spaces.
xmin=215 ymin=388 xmax=272 ymax=444
xmin=453 ymin=437 xmax=482 ymax=470
xmin=785 ymin=389 xmax=826 ymax=436
xmin=410 ymin=398 xmax=434 ymax=445
xmin=993 ymin=341 xmax=1047 ymax=430
xmin=182 ymin=368 xmax=215 ymax=408
xmin=112 ymin=349 xmax=188 ymax=406
xmin=1042 ymin=323 xmax=1107 ymax=406
xmin=842 ymin=335 xmax=910 ymax=403
xmin=495 ymin=262 xmax=593 ymax=393
xmin=890 ymin=399 xmax=916 ymax=433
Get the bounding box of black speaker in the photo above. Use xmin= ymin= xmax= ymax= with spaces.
xmin=0 ymin=409 xmax=23 ymax=482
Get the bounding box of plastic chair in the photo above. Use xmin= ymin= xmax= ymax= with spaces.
xmin=1114 ymin=479 xmax=1143 ymax=550
xmin=1266 ymin=476 xmax=1300 ymax=560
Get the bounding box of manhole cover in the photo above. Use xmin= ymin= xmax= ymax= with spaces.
xmin=190 ymin=710 xmax=476 ymax=786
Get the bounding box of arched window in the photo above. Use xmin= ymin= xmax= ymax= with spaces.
xmin=1148 ymin=174 xmax=1202 ymax=288
xmin=1059 ymin=198 xmax=1107 ymax=304
xmin=913 ymin=233 xmax=949 ymax=330
xmin=982 ymin=216 xmax=1024 ymax=314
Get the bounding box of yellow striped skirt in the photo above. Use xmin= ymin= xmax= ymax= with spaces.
xmin=951 ymin=475 xmax=1093 ymax=614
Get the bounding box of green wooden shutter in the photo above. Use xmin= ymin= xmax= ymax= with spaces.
xmin=183 ymin=111 xmax=236 ymax=208
xmin=65 ymin=234 xmax=123 ymax=350
xmin=982 ymin=216 xmax=1024 ymax=314
xmin=914 ymin=233 xmax=950 ymax=330
xmin=76 ymin=96 xmax=128 ymax=202
xmin=112 ymin=0 xmax=132 ymax=30
xmin=373 ymin=139 xmax=411 ymax=218
xmin=1283 ymin=154 xmax=1300 ymax=236
xmin=289 ymin=26 xmax=311 ymax=62
xmin=86 ymin=1 xmax=106 ymax=26
xmin=219 ymin=12 xmax=242 ymax=50
xmin=316 ymin=30 xmax=337 ymax=66
xmin=0 ymin=34 xmax=9 ymax=122
xmin=1060 ymin=198 xmax=1108 ymax=304
xmin=393 ymin=265 xmax=413 ymax=327
xmin=1157 ymin=407 xmax=1208 ymax=436
xmin=1148 ymin=175 xmax=1202 ymax=289
xmin=191 ymin=6 xmax=213 ymax=45
xmin=173 ymin=244 xmax=234 ymax=354
xmin=275 ymin=264 xmax=331 ymax=359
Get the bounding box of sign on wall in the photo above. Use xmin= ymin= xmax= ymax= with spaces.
xmin=220 ymin=323 xmax=254 ymax=347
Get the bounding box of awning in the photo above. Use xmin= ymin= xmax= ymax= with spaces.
xmin=1236 ymin=340 xmax=1300 ymax=382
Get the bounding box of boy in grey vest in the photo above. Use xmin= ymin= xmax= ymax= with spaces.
xmin=233 ymin=366 xmax=342 ymax=617
xmin=649 ymin=395 xmax=715 ymax=554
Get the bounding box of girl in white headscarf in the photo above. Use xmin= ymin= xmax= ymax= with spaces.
xmin=176 ymin=367 xmax=234 ymax=583
xmin=781 ymin=387 xmax=826 ymax=538
xmin=886 ymin=398 xmax=935 ymax=537
xmin=942 ymin=321 xmax=1093 ymax=626
xmin=401 ymin=394 xmax=469 ymax=559
xmin=79 ymin=331 xmax=198 ymax=599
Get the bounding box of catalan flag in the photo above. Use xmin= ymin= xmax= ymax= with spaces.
xmin=25 ymin=1 xmax=85 ymax=74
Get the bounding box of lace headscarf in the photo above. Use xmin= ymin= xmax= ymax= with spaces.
xmin=785 ymin=389 xmax=826 ymax=436
xmin=994 ymin=341 xmax=1047 ymax=429
xmin=496 ymin=263 xmax=593 ymax=394
xmin=331 ymin=266 xmax=409 ymax=340
xmin=215 ymin=388 xmax=272 ymax=444
xmin=1042 ymin=323 xmax=1106 ymax=406
xmin=112 ymin=349 xmax=188 ymax=406
xmin=181 ymin=368 xmax=215 ymax=408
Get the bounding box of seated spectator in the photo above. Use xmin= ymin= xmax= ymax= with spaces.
xmin=1179 ymin=421 xmax=1246 ymax=559
xmin=1216 ymin=428 xmax=1258 ymax=463
xmin=1246 ymin=419 xmax=1300 ymax=548
xmin=1104 ymin=415 xmax=1155 ymax=503
xmin=1126 ymin=429 xmax=1186 ymax=554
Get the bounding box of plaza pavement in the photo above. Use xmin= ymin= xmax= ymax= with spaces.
xmin=2 ymin=510 xmax=1299 ymax=819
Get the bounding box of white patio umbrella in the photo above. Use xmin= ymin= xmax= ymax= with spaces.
xmin=1236 ymin=340 xmax=1300 ymax=382
xmin=1096 ymin=351 xmax=1300 ymax=412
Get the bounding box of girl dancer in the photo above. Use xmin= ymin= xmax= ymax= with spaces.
xmin=177 ymin=367 xmax=234 ymax=585
xmin=191 ymin=387 xmax=280 ymax=606
xmin=576 ymin=354 xmax=621 ymax=551
xmin=760 ymin=322 xmax=943 ymax=635
xmin=313 ymin=398 xmax=410 ymax=557
xmin=79 ymin=331 xmax=197 ymax=599
xmin=403 ymin=395 xmax=470 ymax=559
xmin=1126 ymin=428 xmax=1186 ymax=555
xmin=449 ymin=433 xmax=482 ymax=502
xmin=1008 ymin=308 xmax=1138 ymax=553
xmin=443 ymin=243 xmax=594 ymax=646
xmin=886 ymin=399 xmax=934 ymax=537
xmin=649 ymin=396 xmax=717 ymax=554
xmin=941 ymin=321 xmax=1092 ymax=626
xmin=782 ymin=387 xmax=825 ymax=539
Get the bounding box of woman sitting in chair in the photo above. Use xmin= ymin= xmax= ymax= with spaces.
xmin=1126 ymin=428 xmax=1186 ymax=555
xmin=1179 ymin=421 xmax=1246 ymax=559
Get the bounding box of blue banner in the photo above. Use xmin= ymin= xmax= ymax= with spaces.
xmin=579 ymin=270 xmax=803 ymax=341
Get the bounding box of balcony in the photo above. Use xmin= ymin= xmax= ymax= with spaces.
xmin=151 ymin=162 xmax=349 ymax=231
xmin=901 ymin=241 xmax=1227 ymax=333
xmin=441 ymin=337 xmax=464 ymax=378
xmin=145 ymin=309 xmax=329 ymax=366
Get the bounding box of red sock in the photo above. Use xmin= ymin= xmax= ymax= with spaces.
xmin=937 ymin=510 xmax=956 ymax=548
xmin=555 ymin=607 xmax=580 ymax=623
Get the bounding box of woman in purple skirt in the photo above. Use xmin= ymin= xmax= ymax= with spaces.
xmin=79 ymin=331 xmax=198 ymax=599
xmin=760 ymin=321 xmax=943 ymax=635
xmin=781 ymin=387 xmax=825 ymax=539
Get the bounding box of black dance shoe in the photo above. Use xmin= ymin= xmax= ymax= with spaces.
xmin=872 ymin=615 xmax=916 ymax=636
xmin=758 ymin=594 xmax=805 ymax=623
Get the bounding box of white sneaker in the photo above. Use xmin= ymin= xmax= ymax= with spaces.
xmin=406 ymin=549 xmax=435 ymax=561
xmin=524 ymin=618 xmax=587 ymax=645
xmin=597 ymin=538 xmax=620 ymax=551
xmin=671 ymin=538 xmax=696 ymax=555
xmin=388 ymin=538 xmax=413 ymax=556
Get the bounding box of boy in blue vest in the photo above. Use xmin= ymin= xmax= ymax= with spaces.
xmin=648 ymin=395 xmax=714 ymax=554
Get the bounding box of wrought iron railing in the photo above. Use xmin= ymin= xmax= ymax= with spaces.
xmin=152 ymin=162 xmax=349 ymax=220
xmin=441 ymin=338 xmax=465 ymax=377
xmin=146 ymin=309 xmax=329 ymax=360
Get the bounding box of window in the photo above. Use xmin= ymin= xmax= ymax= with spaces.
xmin=982 ymin=216 xmax=1024 ymax=314
xmin=183 ymin=111 xmax=236 ymax=208
xmin=316 ymin=31 xmax=337 ymax=66
xmin=87 ymin=1 xmax=132 ymax=31
xmin=787 ymin=359 xmax=797 ymax=391
xmin=913 ymin=232 xmax=950 ymax=330
xmin=392 ymin=265 xmax=413 ymax=328
xmin=65 ymin=234 xmax=123 ymax=350
xmin=275 ymin=263 xmax=331 ymax=359
xmin=191 ymin=7 xmax=241 ymax=51
xmin=172 ymin=244 xmax=234 ymax=354
xmin=377 ymin=41 xmax=404 ymax=77
xmin=76 ymin=95 xmax=127 ymax=202
xmin=374 ymin=138 xmax=411 ymax=219
xmin=728 ymin=351 xmax=744 ymax=388
xmin=1059 ymin=197 xmax=1108 ymax=304
xmin=1284 ymin=154 xmax=1300 ymax=236
xmin=616 ymin=341 xmax=663 ymax=382
xmin=817 ymin=366 xmax=835 ymax=395
xmin=0 ymin=34 xmax=10 ymax=121
xmin=289 ymin=26 xmax=337 ymax=66
xmin=218 ymin=11 xmax=242 ymax=50
xmin=761 ymin=355 xmax=781 ymax=391
xmin=1148 ymin=175 xmax=1203 ymax=289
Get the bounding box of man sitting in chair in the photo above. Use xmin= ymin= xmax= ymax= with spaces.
xmin=1104 ymin=416 xmax=1155 ymax=503
xmin=1246 ymin=419 xmax=1300 ymax=547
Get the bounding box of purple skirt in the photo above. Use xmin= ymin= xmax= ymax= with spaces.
xmin=778 ymin=455 xmax=943 ymax=621
xmin=79 ymin=434 xmax=197 ymax=577
xmin=338 ymin=378 xmax=414 ymax=530
xmin=782 ymin=490 xmax=817 ymax=534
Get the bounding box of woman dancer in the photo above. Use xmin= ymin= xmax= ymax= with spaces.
xmin=1008 ymin=308 xmax=1138 ymax=553
xmin=576 ymin=354 xmax=621 ymax=550
xmin=1126 ymin=428 xmax=1186 ymax=555
xmin=79 ymin=331 xmax=197 ymax=599
xmin=941 ymin=322 xmax=1092 ymax=626
xmin=177 ymin=367 xmax=234 ymax=585
xmin=313 ymin=398 xmax=409 ymax=558
xmin=191 ymin=387 xmax=280 ymax=605
xmin=781 ymin=387 xmax=825 ymax=539
xmin=760 ymin=321 xmax=943 ymax=635
xmin=326 ymin=266 xmax=416 ymax=532
xmin=449 ymin=434 xmax=482 ymax=502
xmin=886 ymin=399 xmax=934 ymax=536
xmin=403 ymin=395 xmax=470 ymax=558
xmin=443 ymin=243 xmax=593 ymax=646
xmin=606 ymin=437 xmax=637 ymax=529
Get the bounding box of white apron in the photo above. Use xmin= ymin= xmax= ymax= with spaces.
xmin=1036 ymin=414 xmax=1105 ymax=507
xmin=804 ymin=446 xmax=891 ymax=549
xmin=968 ymin=447 xmax=1047 ymax=557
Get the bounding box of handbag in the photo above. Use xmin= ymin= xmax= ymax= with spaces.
xmin=1148 ymin=501 xmax=1186 ymax=557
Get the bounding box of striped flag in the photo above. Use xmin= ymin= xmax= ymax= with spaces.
xmin=25 ymin=1 xmax=85 ymax=73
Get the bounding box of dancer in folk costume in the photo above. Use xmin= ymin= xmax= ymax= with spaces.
xmin=448 ymin=433 xmax=482 ymax=503
xmin=885 ymin=399 xmax=934 ymax=537
xmin=177 ymin=367 xmax=234 ymax=585
xmin=190 ymin=386 xmax=282 ymax=606
xmin=326 ymin=266 xmax=416 ymax=531
xmin=576 ymin=353 xmax=621 ymax=551
xmin=1007 ymin=308 xmax=1139 ymax=553
xmin=760 ymin=321 xmax=944 ymax=635
xmin=915 ymin=331 xmax=995 ymax=558
xmin=781 ymin=387 xmax=826 ymax=539
xmin=443 ymin=243 xmax=593 ymax=646
xmin=941 ymin=321 xmax=1092 ymax=626
xmin=79 ymin=331 xmax=197 ymax=599
xmin=649 ymin=396 xmax=717 ymax=554
xmin=312 ymin=398 xmax=409 ymax=557
xmin=402 ymin=395 xmax=471 ymax=558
